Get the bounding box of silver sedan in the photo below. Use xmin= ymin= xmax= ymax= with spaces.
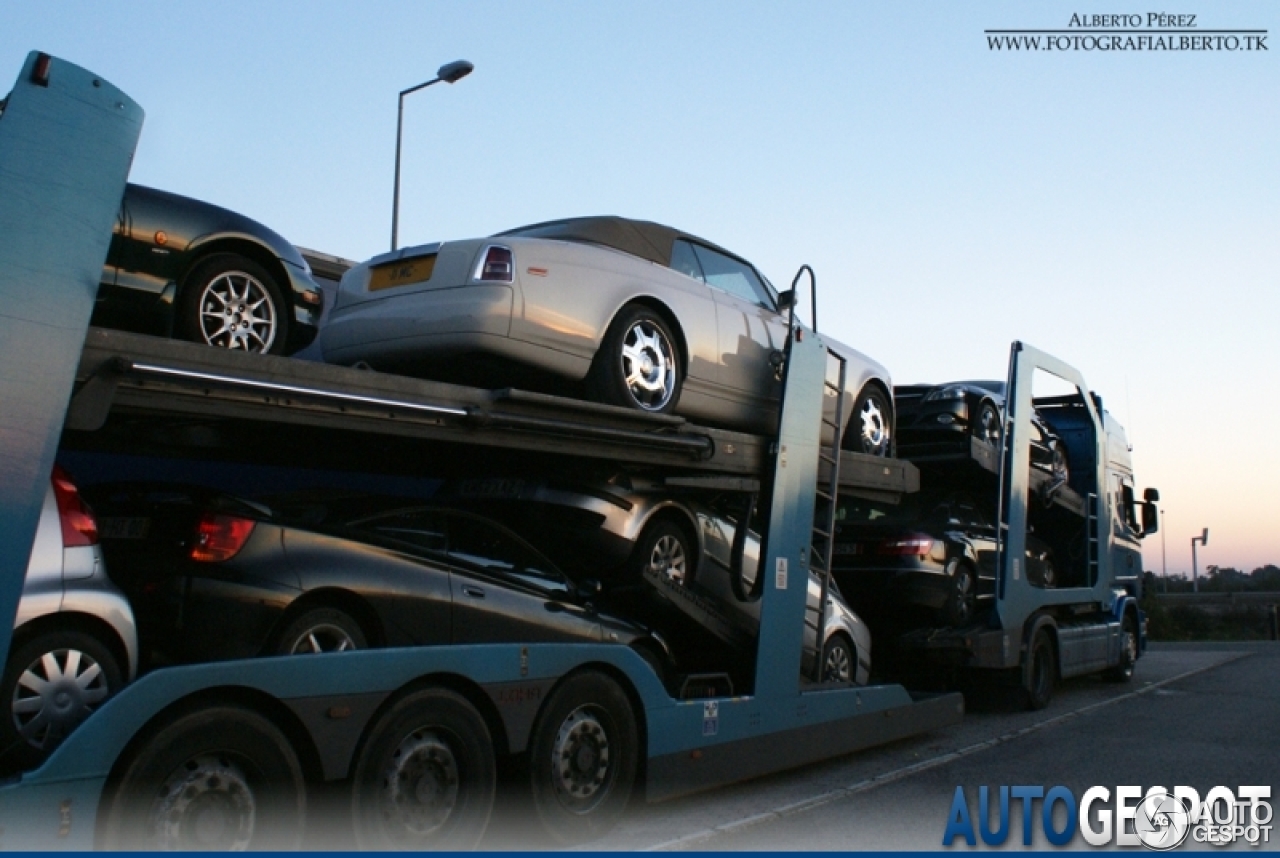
xmin=320 ymin=217 xmax=893 ymax=454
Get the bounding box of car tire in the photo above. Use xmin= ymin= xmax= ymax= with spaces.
xmin=1104 ymin=613 xmax=1138 ymax=683
xmin=274 ymin=607 xmax=367 ymax=655
xmin=350 ymin=687 xmax=496 ymax=850
xmin=848 ymin=384 xmax=893 ymax=457
xmin=940 ymin=560 xmax=977 ymax=626
xmin=628 ymin=518 xmax=695 ymax=586
xmin=591 ymin=305 xmax=682 ymax=414
xmin=176 ymin=253 xmax=290 ymax=355
xmin=528 ymin=671 xmax=639 ymax=845
xmin=1050 ymin=441 xmax=1070 ymax=485
xmin=1022 ymin=629 xmax=1056 ymax=711
xmin=975 ymin=400 xmax=1002 ymax=447
xmin=99 ymin=705 xmax=306 ymax=850
xmin=820 ymin=634 xmax=855 ymax=685
xmin=1 ymin=629 xmax=123 ymax=772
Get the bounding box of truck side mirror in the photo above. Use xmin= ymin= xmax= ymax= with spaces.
xmin=775 ymin=289 xmax=796 ymax=311
xmin=1144 ymin=487 xmax=1160 ymax=503
xmin=1141 ymin=501 xmax=1158 ymax=536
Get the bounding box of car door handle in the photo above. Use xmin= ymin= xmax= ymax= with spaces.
xmin=462 ymin=586 xmax=485 ymax=599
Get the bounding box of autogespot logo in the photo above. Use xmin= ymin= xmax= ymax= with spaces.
xmin=943 ymin=785 xmax=1273 ymax=849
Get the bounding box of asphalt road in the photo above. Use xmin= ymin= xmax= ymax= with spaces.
xmin=580 ymin=642 xmax=1280 ymax=852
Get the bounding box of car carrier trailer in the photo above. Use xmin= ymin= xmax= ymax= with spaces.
xmin=0 ymin=52 xmax=966 ymax=850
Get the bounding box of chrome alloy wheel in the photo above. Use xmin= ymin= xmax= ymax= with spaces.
xmin=376 ymin=729 xmax=461 ymax=840
xmin=976 ymin=402 xmax=1002 ymax=446
xmin=198 ymin=271 xmax=278 ymax=352
xmin=550 ymin=706 xmax=612 ymax=813
xmin=285 ymin=623 xmax=358 ymax=655
xmin=859 ymin=395 xmax=891 ymax=456
xmin=11 ymin=647 xmax=110 ymax=749
xmin=823 ymin=641 xmax=853 ymax=684
xmin=646 ymin=534 xmax=688 ymax=584
xmin=149 ymin=754 xmax=257 ymax=850
xmin=619 ymin=321 xmax=676 ymax=411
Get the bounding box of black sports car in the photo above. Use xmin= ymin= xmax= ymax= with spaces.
xmin=831 ymin=488 xmax=1057 ymax=628
xmin=894 ymin=380 xmax=1069 ymax=483
xmin=89 ymin=485 xmax=673 ymax=675
xmin=92 ymin=184 xmax=324 ymax=354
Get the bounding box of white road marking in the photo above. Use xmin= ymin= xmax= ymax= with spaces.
xmin=640 ymin=653 xmax=1250 ymax=851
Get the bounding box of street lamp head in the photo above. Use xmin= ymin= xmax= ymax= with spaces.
xmin=437 ymin=60 xmax=474 ymax=84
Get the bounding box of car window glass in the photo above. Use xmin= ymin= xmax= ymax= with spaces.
xmin=446 ymin=514 xmax=570 ymax=595
xmin=689 ymin=244 xmax=773 ymax=308
xmin=349 ymin=509 xmax=448 ymax=552
xmin=670 ymin=240 xmax=705 ymax=282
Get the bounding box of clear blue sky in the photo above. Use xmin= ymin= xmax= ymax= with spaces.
xmin=5 ymin=2 xmax=1277 ymax=574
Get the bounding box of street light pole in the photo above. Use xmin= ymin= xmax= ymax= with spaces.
xmin=1160 ymin=508 xmax=1167 ymax=593
xmin=391 ymin=60 xmax=474 ymax=252
xmin=1190 ymin=528 xmax=1209 ymax=594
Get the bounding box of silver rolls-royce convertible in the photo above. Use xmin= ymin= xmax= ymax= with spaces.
xmin=320 ymin=216 xmax=893 ymax=454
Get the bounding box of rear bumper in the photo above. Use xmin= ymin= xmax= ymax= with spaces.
xmin=321 ymin=285 xmax=515 ymax=365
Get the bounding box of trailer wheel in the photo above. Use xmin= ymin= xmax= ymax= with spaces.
xmin=1022 ymin=630 xmax=1056 ymax=711
xmin=940 ymin=560 xmax=977 ymax=626
xmin=351 ymin=687 xmax=496 ymax=850
xmin=100 ymin=705 xmax=305 ymax=850
xmin=1104 ymin=614 xmax=1138 ymax=682
xmin=529 ymin=671 xmax=638 ymax=844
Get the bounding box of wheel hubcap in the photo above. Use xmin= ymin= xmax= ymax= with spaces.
xmin=288 ymin=623 xmax=357 ymax=654
xmin=978 ymin=406 xmax=1001 ymax=445
xmin=620 ymin=321 xmax=676 ymax=410
xmin=150 ymin=754 xmax=256 ymax=850
xmin=198 ymin=272 xmax=277 ymax=352
xmin=551 ymin=706 xmax=612 ymax=813
xmin=859 ymin=397 xmax=890 ymax=456
xmin=824 ymin=643 xmax=852 ymax=683
xmin=376 ymin=729 xmax=460 ymax=840
xmin=647 ymin=535 xmax=687 ymax=584
xmin=11 ymin=648 xmax=110 ymax=749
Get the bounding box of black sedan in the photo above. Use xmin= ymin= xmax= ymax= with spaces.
xmin=894 ymin=380 xmax=1069 ymax=483
xmin=831 ymin=488 xmax=1057 ymax=628
xmin=89 ymin=485 xmax=672 ymax=674
xmin=92 ymin=184 xmax=324 ymax=354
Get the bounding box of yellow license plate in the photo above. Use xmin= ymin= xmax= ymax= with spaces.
xmin=368 ymin=255 xmax=437 ymax=292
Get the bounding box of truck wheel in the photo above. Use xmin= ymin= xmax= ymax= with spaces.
xmin=529 ymin=671 xmax=638 ymax=844
xmin=274 ymin=607 xmax=367 ymax=655
xmin=100 ymin=705 xmax=305 ymax=850
xmin=629 ymin=518 xmax=695 ymax=586
xmin=940 ymin=560 xmax=976 ymax=626
xmin=1022 ymin=630 xmax=1056 ymax=711
xmin=1 ymin=630 xmax=123 ymax=771
xmin=590 ymin=304 xmax=682 ymax=414
xmin=1104 ymin=614 xmax=1138 ymax=682
xmin=351 ymin=688 xmax=496 ymax=850
xmin=176 ymin=253 xmax=290 ymax=355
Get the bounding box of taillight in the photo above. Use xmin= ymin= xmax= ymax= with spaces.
xmin=877 ymin=534 xmax=934 ymax=556
xmin=51 ymin=465 xmax=98 ymax=547
xmin=191 ymin=514 xmax=256 ymax=562
xmin=475 ymin=245 xmax=513 ymax=283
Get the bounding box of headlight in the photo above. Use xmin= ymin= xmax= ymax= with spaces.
xmin=924 ymin=386 xmax=967 ymax=402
